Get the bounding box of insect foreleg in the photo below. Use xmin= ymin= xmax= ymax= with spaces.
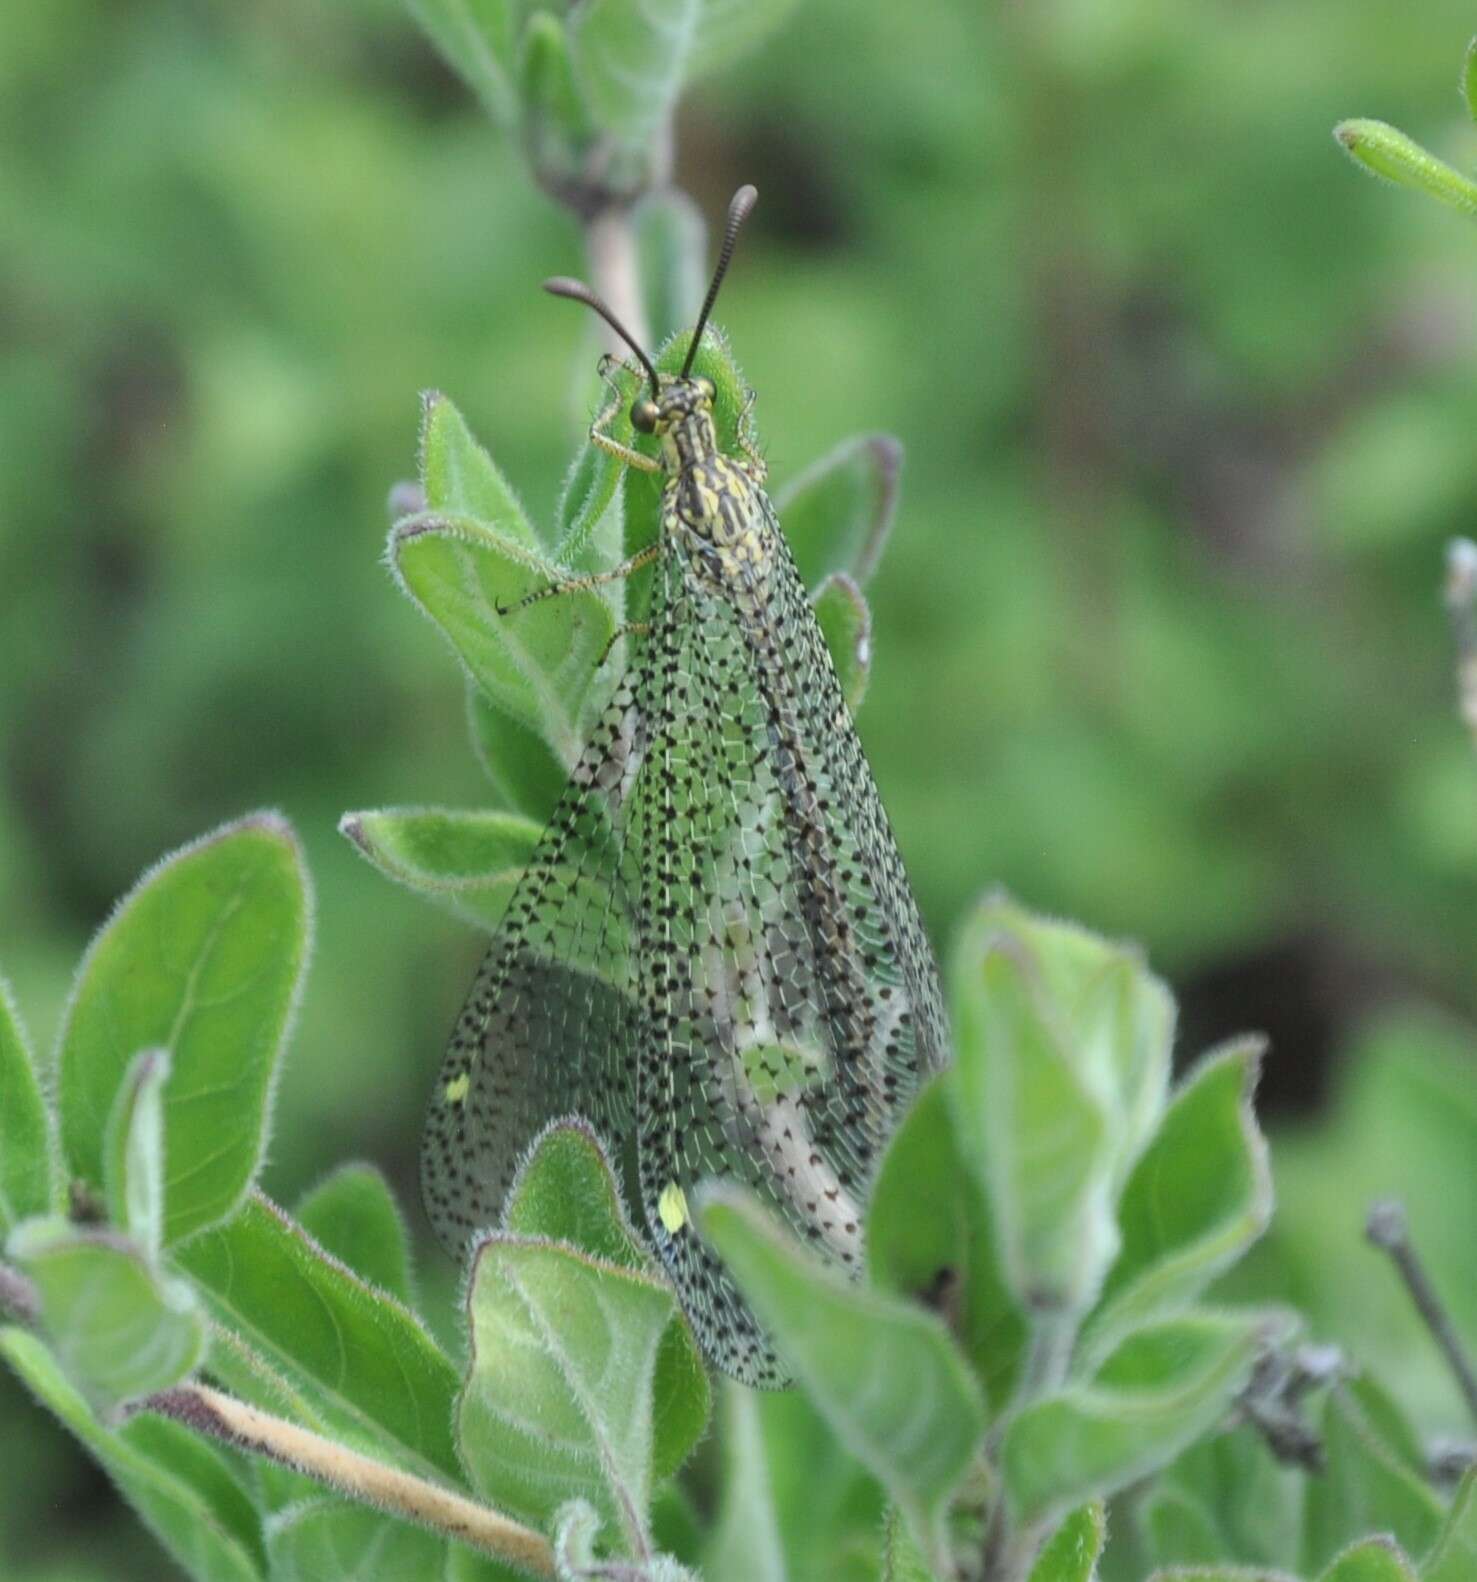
xmin=499 ymin=541 xmax=660 ymax=615
xmin=737 ymin=387 xmax=767 ymax=482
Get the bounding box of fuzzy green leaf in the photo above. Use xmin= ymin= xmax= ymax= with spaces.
xmin=8 ymin=1220 xmax=206 ymax=1414
xmin=295 ymin=1163 xmax=415 ymax=1307
xmin=1318 ymin=1536 xmax=1419 ymax=1582
xmin=754 ymin=1389 xmax=883 ymax=1580
xmin=176 ymin=1193 xmax=461 ymax=1482
xmin=949 ymin=916 xmax=1113 ymax=1315
xmin=266 ymin=1496 xmax=444 ymax=1580
xmin=704 ymin=1381 xmax=786 ymax=1582
xmin=1301 ymin=1384 xmax=1445 ymax=1576
xmin=405 ymin=0 xmax=522 ymax=125
xmin=1424 ymin=1465 xmax=1477 ymax=1582
xmin=467 ymin=682 xmax=571 ymax=821
xmin=1001 ymin=1311 xmax=1277 ymax=1528
xmin=58 ymin=813 xmax=310 ymax=1247
xmin=689 ymin=0 xmax=804 ymax=78
xmin=1333 ymin=120 xmax=1477 ymax=218
xmin=1464 ymin=37 xmax=1477 ymax=123
xmin=2 ymin=1327 xmax=265 ymax=1580
xmin=420 ymin=392 xmax=538 ymax=546
xmin=458 ymin=1236 xmax=678 ymax=1554
xmin=1138 ymin=1485 xmax=1226 ymax=1568
xmin=867 ymin=1073 xmax=1027 ymax=1416
xmin=390 ymin=512 xmax=617 ymax=762
xmin=555 ymin=421 xmax=628 ymax=572
xmin=1145 ymin=1570 xmax=1301 ymax=1581
xmin=1029 ymin=1503 xmax=1106 ymax=1582
xmin=1145 ymin=1424 xmax=1302 ymax=1573
xmin=700 ymin=1182 xmax=986 ymax=1572
xmin=776 ymin=433 xmax=903 ymax=592
xmin=339 ymin=806 xmax=541 ymax=932
xmin=0 ymin=976 xmax=58 ymax=1231
xmin=1085 ymin=1038 xmax=1271 ymax=1360
xmin=102 ymin=1048 xmax=170 ymax=1260
xmin=568 ymin=0 xmax=701 ymax=145
xmin=974 ymin=896 xmax=1174 ymax=1181
xmin=882 ymin=1504 xmax=934 ymax=1582
xmin=518 ymin=12 xmax=594 ymax=196
xmin=813 ymin=573 xmax=873 ymax=711
xmin=502 ymin=1121 xmax=710 ymax=1485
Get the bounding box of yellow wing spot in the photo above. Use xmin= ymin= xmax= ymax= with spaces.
xmin=444 ymin=1071 xmax=470 ymax=1105
xmin=658 ymin=1182 xmax=690 ymax=1234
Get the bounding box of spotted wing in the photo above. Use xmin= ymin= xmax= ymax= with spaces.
xmin=630 ymin=497 xmax=947 ymax=1388
xmin=419 ymin=672 xmax=649 ymax=1253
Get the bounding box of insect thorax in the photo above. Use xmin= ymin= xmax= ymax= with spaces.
xmin=660 ymin=411 xmax=774 ymax=595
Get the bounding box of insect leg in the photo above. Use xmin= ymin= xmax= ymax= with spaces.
xmin=736 ymin=387 xmax=767 ymax=483
xmin=595 ymin=620 xmax=652 ymax=669
xmin=499 ymin=541 xmax=660 ymax=614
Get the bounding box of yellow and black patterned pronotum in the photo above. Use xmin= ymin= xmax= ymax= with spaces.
xmin=421 ymin=186 xmax=948 ymax=1387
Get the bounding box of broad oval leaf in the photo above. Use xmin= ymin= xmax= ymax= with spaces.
xmin=1 ymin=1327 xmax=265 ymax=1581
xmin=457 ymin=1234 xmax=680 ymax=1554
xmin=266 ymin=1495 xmax=444 ymax=1581
xmin=295 ymin=1163 xmax=415 ymax=1307
xmin=703 ymin=1381 xmax=786 ymax=1582
xmin=0 ymin=975 xmax=58 ymax=1231
xmin=405 ymin=0 xmax=521 ymax=125
xmin=519 ymin=11 xmax=595 ymax=199
xmin=813 ymin=573 xmax=872 ymax=712
xmin=1300 ymin=1383 xmax=1445 ymax=1577
xmin=689 ymin=0 xmax=805 ymax=80
xmin=420 ymin=391 xmax=538 ymax=547
xmin=467 ymin=682 xmax=570 ymax=822
xmin=1083 ymin=1038 xmax=1271 ymax=1362
xmin=501 ymin=1121 xmax=710 ymax=1486
xmin=8 ymin=1219 xmax=206 ymax=1414
xmin=949 ymin=916 xmax=1114 ymax=1316
xmin=1029 ymin=1503 xmax=1106 ymax=1582
xmin=175 ymin=1193 xmax=461 ymax=1482
xmin=390 ymin=512 xmax=617 ymax=763
xmin=700 ymin=1182 xmax=986 ymax=1575
xmin=1144 ymin=1423 xmax=1301 ymax=1574
xmin=1001 ymin=1310 xmax=1281 ymax=1529
xmin=1317 ymin=1536 xmax=1419 ymax=1581
xmin=568 ymin=0 xmax=701 ymax=145
xmin=775 ymin=433 xmax=902 ymax=593
xmin=57 ymin=813 xmax=310 ymax=1247
xmin=339 ymin=806 xmax=541 ymax=931
xmin=867 ymin=1073 xmax=1027 ymax=1417
xmin=1424 ymin=1464 xmax=1477 ymax=1582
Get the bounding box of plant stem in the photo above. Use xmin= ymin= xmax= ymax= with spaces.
xmin=1367 ymin=1199 xmax=1477 ymax=1425
xmin=0 ymin=1260 xmax=40 ymax=1326
xmin=585 ymin=200 xmax=651 ymax=356
xmin=1445 ymin=538 xmax=1477 ymax=748
xmin=142 ymin=1383 xmax=556 ymax=1576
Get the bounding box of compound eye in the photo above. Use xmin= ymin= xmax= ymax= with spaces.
xmin=631 ymin=398 xmax=659 ymax=434
xmin=697 ymin=378 xmax=716 ymax=403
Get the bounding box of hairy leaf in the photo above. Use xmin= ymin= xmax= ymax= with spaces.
xmin=701 ymin=1182 xmax=985 ymax=1572
xmin=58 ymin=814 xmax=310 ymax=1247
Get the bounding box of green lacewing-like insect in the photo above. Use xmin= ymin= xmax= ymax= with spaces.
xmin=421 ymin=185 xmax=948 ymax=1386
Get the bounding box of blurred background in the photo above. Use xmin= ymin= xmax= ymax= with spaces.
xmin=3 ymin=1 xmax=1475 ymax=1575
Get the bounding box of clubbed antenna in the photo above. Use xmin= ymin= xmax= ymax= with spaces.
xmin=681 ymin=184 xmax=758 ymax=378
xmin=543 ymin=277 xmax=661 ymax=400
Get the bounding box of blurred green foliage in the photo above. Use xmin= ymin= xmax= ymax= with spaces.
xmin=3 ymin=0 xmax=1477 ymax=1576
